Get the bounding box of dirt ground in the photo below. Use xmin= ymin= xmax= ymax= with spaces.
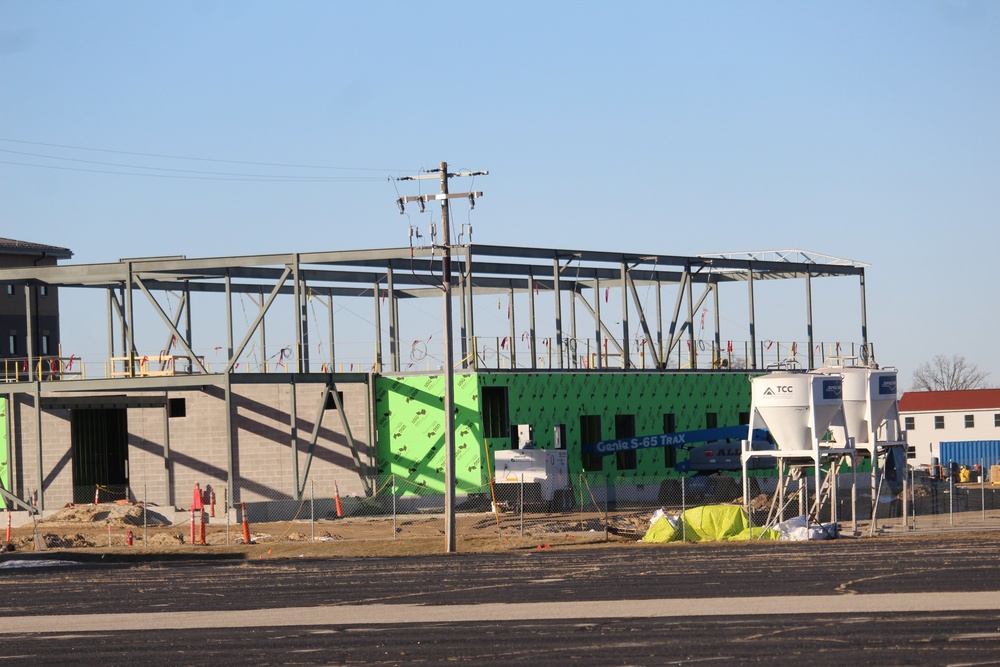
xmin=2 ymin=498 xmax=988 ymax=561
xmin=1 ymin=501 xmax=636 ymax=559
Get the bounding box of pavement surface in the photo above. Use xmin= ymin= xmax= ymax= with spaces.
xmin=3 ymin=534 xmax=1000 ymax=665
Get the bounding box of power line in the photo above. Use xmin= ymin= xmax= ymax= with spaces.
xmin=0 ymin=159 xmax=382 ymax=182
xmin=0 ymin=137 xmax=398 ymax=172
xmin=0 ymin=148 xmax=389 ymax=181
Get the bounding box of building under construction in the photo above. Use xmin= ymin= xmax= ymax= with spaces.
xmin=0 ymin=241 xmax=873 ymax=517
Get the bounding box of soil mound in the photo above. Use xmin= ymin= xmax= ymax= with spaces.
xmin=41 ymin=503 xmax=173 ymax=527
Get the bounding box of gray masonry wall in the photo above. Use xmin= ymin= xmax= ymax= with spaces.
xmin=10 ymin=394 xmax=73 ymax=510
xmin=10 ymin=380 xmax=373 ymax=514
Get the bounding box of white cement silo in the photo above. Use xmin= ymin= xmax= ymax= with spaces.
xmin=837 ymin=366 xmax=898 ymax=451
xmin=749 ymin=372 xmax=844 ymax=453
xmin=743 ymin=370 xmax=856 ymax=532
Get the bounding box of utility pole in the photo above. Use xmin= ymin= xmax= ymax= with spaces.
xmin=397 ymin=162 xmax=486 ymax=553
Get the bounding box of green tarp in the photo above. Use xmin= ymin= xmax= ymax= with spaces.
xmin=641 ymin=504 xmax=780 ymax=543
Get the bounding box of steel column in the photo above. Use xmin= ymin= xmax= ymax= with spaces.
xmin=594 ymin=271 xmax=602 ymax=369
xmin=528 ymin=269 xmax=536 ymax=370
xmin=860 ymin=269 xmax=868 ymax=349
xmin=712 ymin=281 xmax=721 ymax=366
xmin=806 ymin=270 xmax=814 ymax=368
xmin=162 ymin=398 xmax=172 ymax=507
xmin=465 ymin=252 xmax=476 ymax=370
xmin=225 ymin=372 xmax=235 ymax=508
xmin=747 ymin=264 xmax=757 ymax=369
xmin=33 ymin=382 xmax=42 ymax=510
xmin=685 ymin=263 xmax=695 ymax=369
xmin=373 ymin=279 xmax=382 ymax=372
xmin=620 ymin=261 xmax=629 ymax=369
xmin=387 ymin=265 xmax=398 ymax=372
xmin=290 ymin=378 xmax=299 ymax=500
xmin=507 ymin=285 xmax=516 ymax=369
xmin=553 ymin=256 xmax=563 ymax=369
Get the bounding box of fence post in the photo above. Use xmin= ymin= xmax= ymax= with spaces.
xmin=604 ymin=474 xmax=609 ymax=542
xmin=681 ymin=475 xmax=687 ymax=542
xmin=982 ymin=458 xmax=987 ymax=522
xmin=949 ymin=461 xmax=954 ymax=526
xmin=310 ymin=480 xmax=315 ymax=542
xmin=520 ymin=473 xmax=524 ymax=539
xmin=143 ymin=484 xmax=147 ymax=548
xmin=901 ymin=465 xmax=908 ymax=527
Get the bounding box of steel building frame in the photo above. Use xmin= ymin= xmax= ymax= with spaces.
xmin=0 ymin=243 xmax=869 ymax=510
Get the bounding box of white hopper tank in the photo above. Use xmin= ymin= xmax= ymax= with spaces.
xmin=838 ymin=366 xmax=898 ymax=446
xmin=750 ymin=372 xmax=843 ymax=451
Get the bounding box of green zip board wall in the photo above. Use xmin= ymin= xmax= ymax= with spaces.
xmin=376 ymin=371 xmax=754 ymax=495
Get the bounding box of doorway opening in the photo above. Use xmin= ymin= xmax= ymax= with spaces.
xmin=71 ymin=408 xmax=129 ymax=504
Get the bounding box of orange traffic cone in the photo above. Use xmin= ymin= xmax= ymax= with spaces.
xmin=241 ymin=501 xmax=251 ymax=544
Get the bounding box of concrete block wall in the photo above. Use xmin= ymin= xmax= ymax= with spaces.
xmin=11 ymin=395 xmax=73 ymax=511
xmin=10 ymin=379 xmax=374 ymax=513
xmin=158 ymin=386 xmax=231 ymax=509
xmin=229 ymin=382 xmax=373 ymax=504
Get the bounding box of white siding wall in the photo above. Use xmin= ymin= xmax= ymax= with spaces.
xmin=902 ymin=408 xmax=1000 ymax=467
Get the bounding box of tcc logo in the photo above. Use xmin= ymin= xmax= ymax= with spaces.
xmin=763 ymin=385 xmax=794 ymax=396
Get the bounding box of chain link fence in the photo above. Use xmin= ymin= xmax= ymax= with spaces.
xmin=183 ymin=474 xmax=748 ymax=544
xmin=9 ymin=467 xmax=998 ymax=551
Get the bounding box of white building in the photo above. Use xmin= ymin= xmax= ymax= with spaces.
xmin=899 ymin=389 xmax=1000 ymax=468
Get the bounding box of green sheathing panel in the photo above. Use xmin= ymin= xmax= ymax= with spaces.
xmin=478 ymin=372 xmax=754 ymax=484
xmin=377 ymin=371 xmax=754 ymax=494
xmin=375 ymin=373 xmax=484 ymax=495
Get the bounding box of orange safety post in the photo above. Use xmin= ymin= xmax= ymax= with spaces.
xmin=199 ymin=510 xmax=207 ymax=546
xmin=241 ymin=501 xmax=251 ymax=544
xmin=189 ymin=508 xmax=196 ymax=545
xmin=192 ymin=483 xmax=204 ymax=512
xmin=5 ymin=510 xmax=10 ymax=543
xmin=94 ymin=484 xmax=100 ymax=505
xmin=334 ymin=481 xmax=343 ymax=518
xmin=209 ymin=488 xmax=216 ymax=518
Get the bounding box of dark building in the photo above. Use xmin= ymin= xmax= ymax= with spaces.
xmin=0 ymin=238 xmax=73 ymax=376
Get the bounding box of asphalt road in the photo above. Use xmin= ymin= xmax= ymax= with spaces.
xmin=3 ymin=535 xmax=1000 ymax=665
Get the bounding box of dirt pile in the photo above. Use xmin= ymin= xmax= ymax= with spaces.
xmin=41 ymin=503 xmax=173 ymax=527
xmin=5 ymin=503 xmax=178 ymax=551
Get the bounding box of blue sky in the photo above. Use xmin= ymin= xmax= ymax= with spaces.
xmin=1 ymin=1 xmax=997 ymax=386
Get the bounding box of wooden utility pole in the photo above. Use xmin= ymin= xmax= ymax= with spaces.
xmin=397 ymin=162 xmax=486 ymax=553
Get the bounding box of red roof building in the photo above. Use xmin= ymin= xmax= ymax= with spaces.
xmin=899 ymin=389 xmax=1000 ymax=413
xmin=899 ymin=389 xmax=1000 ymax=467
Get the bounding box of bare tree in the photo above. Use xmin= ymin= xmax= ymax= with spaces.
xmin=911 ymin=354 xmax=989 ymax=391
